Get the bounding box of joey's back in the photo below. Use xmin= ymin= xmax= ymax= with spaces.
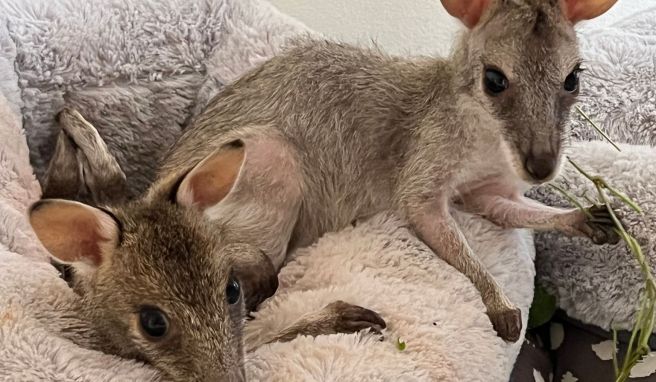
xmin=157 ymin=40 xmax=456 ymax=247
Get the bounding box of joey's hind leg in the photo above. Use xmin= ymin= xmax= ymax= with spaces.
xmin=409 ymin=207 xmax=522 ymax=342
xmin=262 ymin=301 xmax=386 ymax=347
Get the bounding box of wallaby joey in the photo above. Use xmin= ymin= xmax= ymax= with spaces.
xmin=29 ymin=109 xmax=386 ymax=382
xmin=143 ymin=0 xmax=619 ymax=343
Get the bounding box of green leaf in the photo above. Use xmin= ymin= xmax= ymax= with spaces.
xmin=528 ymin=284 xmax=557 ymax=329
xmin=396 ymin=338 xmax=406 ymax=351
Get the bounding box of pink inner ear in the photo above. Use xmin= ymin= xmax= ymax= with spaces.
xmin=561 ymin=0 xmax=618 ymax=23
xmin=562 ymin=0 xmax=584 ymax=22
xmin=29 ymin=201 xmax=115 ymax=266
xmin=177 ymin=146 xmax=245 ymax=209
xmin=441 ymin=0 xmax=491 ymax=28
xmin=69 ymin=219 xmax=108 ymax=265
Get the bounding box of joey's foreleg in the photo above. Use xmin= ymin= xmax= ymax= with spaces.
xmin=461 ymin=193 xmax=620 ymax=245
xmin=409 ymin=207 xmax=522 ymax=342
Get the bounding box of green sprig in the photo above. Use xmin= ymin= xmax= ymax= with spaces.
xmin=396 ymin=338 xmax=406 ymax=351
xmin=575 ymin=106 xmax=622 ymax=152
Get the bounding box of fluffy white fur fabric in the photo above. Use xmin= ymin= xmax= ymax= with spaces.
xmin=245 ymin=212 xmax=534 ymax=381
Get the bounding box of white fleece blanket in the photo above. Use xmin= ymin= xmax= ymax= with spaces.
xmin=245 ymin=212 xmax=534 ymax=381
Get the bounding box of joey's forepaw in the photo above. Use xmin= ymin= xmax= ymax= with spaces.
xmin=325 ymin=300 xmax=387 ymax=336
xmin=488 ymin=308 xmax=522 ymax=342
xmin=583 ymin=205 xmax=621 ymax=245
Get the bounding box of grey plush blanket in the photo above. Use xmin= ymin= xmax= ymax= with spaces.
xmin=0 ymin=0 xmax=308 ymax=197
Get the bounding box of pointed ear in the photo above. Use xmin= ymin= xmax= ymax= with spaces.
xmin=561 ymin=0 xmax=618 ymax=23
xmin=176 ymin=141 xmax=245 ymax=210
xmin=29 ymin=199 xmax=120 ymax=267
xmin=441 ymin=0 xmax=491 ymax=29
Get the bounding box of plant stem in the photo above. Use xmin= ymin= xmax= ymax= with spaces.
xmin=575 ymin=106 xmax=622 ymax=152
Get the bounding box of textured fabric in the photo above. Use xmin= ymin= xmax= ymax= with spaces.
xmin=0 ymin=92 xmax=43 ymax=262
xmin=571 ymin=5 xmax=656 ymax=146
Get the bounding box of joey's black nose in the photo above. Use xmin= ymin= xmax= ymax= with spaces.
xmin=525 ymin=155 xmax=556 ymax=181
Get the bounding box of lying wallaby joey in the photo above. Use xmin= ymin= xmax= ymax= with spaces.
xmin=143 ymin=0 xmax=620 ymax=343
xmin=32 ymin=109 xmax=386 ymax=382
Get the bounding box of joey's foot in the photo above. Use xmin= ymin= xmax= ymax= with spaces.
xmin=582 ymin=205 xmax=621 ymax=245
xmin=487 ymin=307 xmax=522 ymax=342
xmin=324 ymin=300 xmax=387 ymax=336
xmin=262 ymin=301 xmax=386 ymax=347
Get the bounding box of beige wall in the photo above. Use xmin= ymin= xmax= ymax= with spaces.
xmin=267 ymin=0 xmax=461 ymax=57
xmin=267 ymin=0 xmax=648 ymax=58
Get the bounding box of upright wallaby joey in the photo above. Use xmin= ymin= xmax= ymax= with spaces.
xmin=30 ymin=109 xmax=386 ymax=382
xmin=144 ymin=0 xmax=619 ymax=343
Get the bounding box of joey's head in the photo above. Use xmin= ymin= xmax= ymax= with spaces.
xmin=28 ymin=143 xmax=277 ymax=382
xmin=441 ymin=0 xmax=617 ymax=183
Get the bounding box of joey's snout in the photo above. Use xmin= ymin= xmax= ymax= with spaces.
xmin=523 ymin=152 xmax=558 ymax=182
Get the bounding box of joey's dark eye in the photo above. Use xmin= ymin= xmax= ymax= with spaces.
xmin=226 ymin=277 xmax=241 ymax=305
xmin=564 ymin=67 xmax=582 ymax=93
xmin=484 ymin=68 xmax=509 ymax=95
xmin=139 ymin=307 xmax=169 ymax=340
